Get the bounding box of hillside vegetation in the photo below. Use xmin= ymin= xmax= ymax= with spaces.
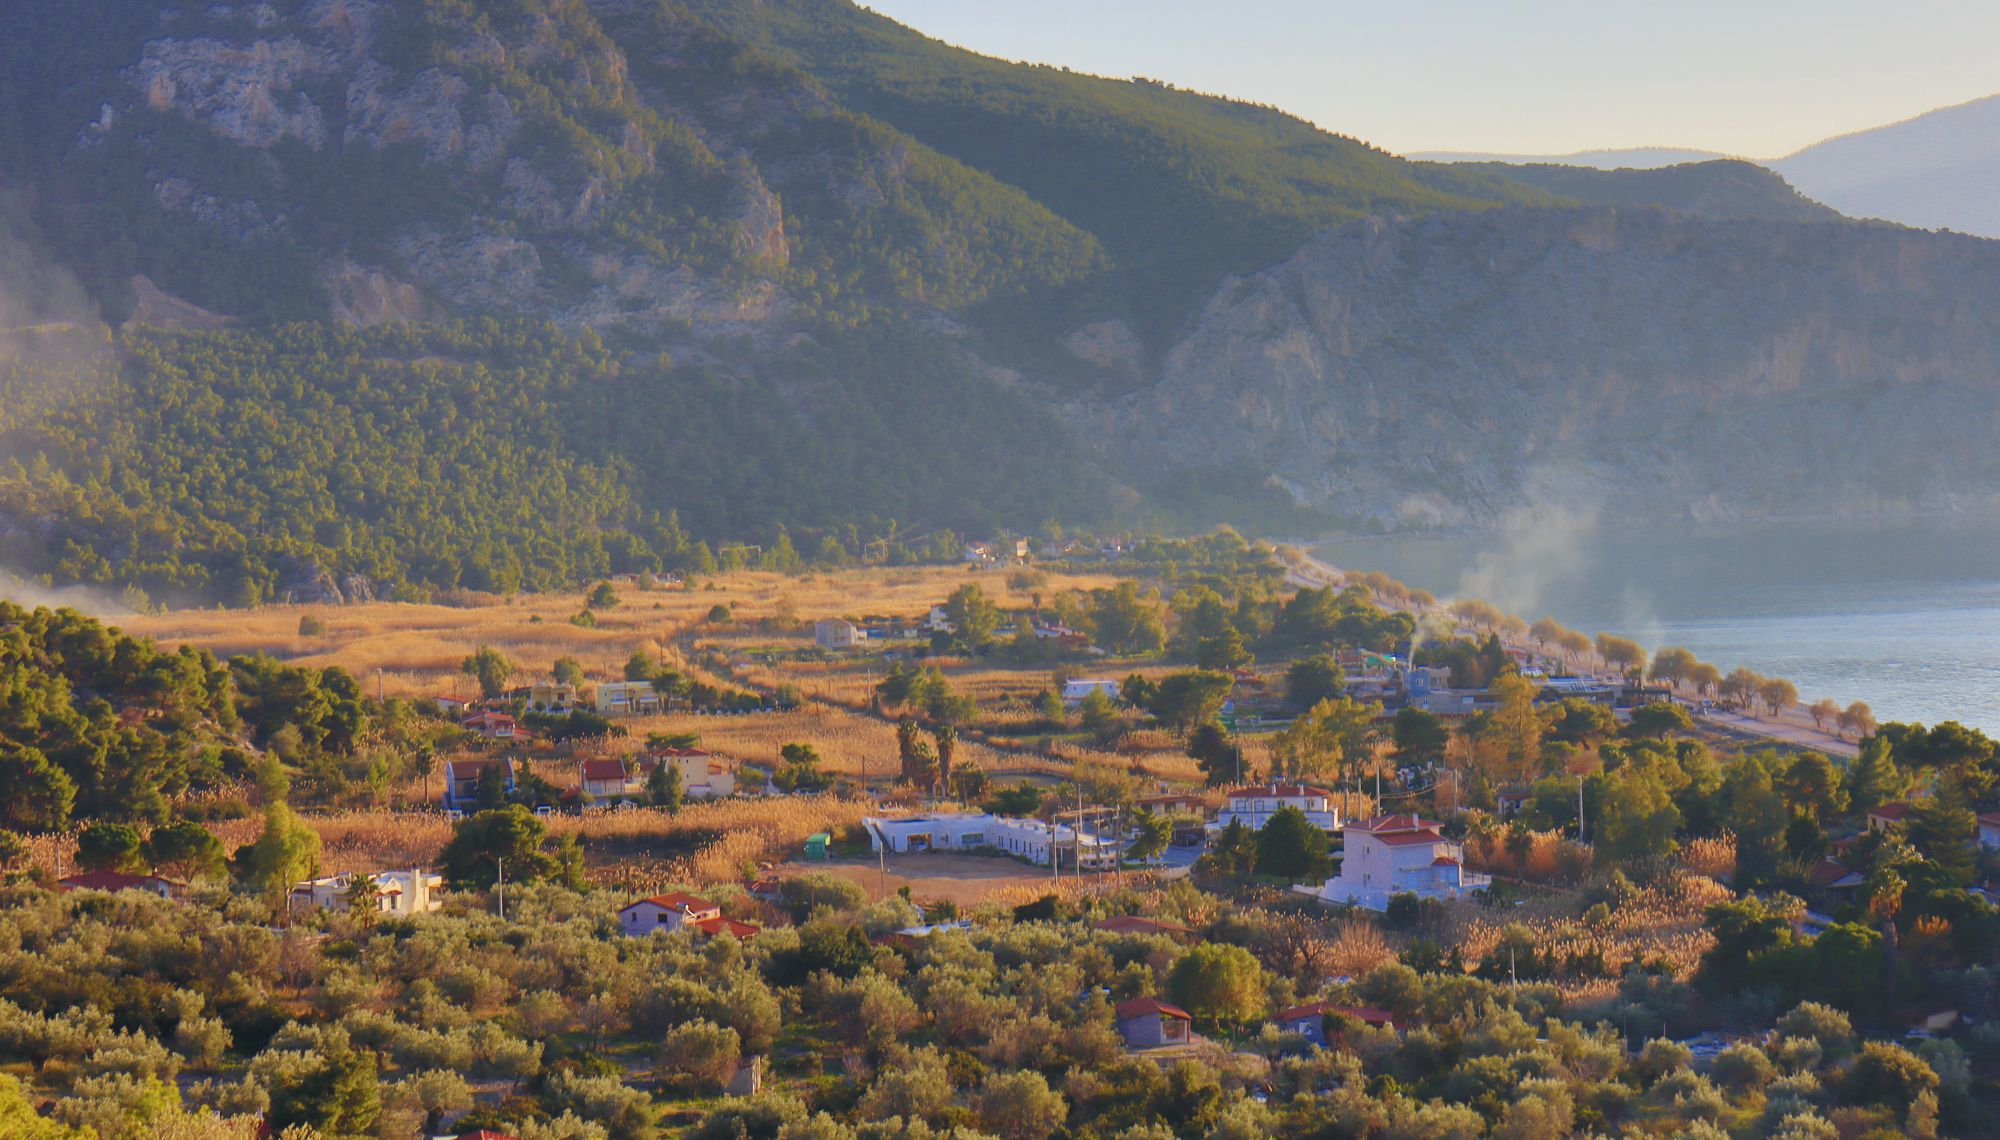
xmin=682 ymin=0 xmax=1556 ymax=343
xmin=0 ymin=321 xmax=1104 ymax=605
xmin=1456 ymin=160 xmax=1839 ymax=224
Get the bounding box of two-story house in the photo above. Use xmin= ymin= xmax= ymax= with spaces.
xmin=814 ymin=619 xmax=862 ymax=650
xmin=442 ymin=757 xmax=515 ymax=811
xmin=1212 ymin=783 xmax=1340 ymax=832
xmin=1311 ymin=814 xmax=1489 ymax=911
xmin=643 ymin=748 xmax=735 ymax=799
xmin=596 ymin=681 xmax=663 ymax=716
xmin=578 ymin=757 xmax=644 ymax=802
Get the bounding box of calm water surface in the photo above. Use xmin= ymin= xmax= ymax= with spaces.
xmin=1314 ymin=514 xmax=2000 ymax=734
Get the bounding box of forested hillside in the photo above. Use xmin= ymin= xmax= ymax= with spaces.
xmin=0 ymin=320 xmax=1107 ymax=606
xmin=679 ymin=0 xmax=1556 ymax=345
xmin=0 ymin=1 xmax=1996 ymax=604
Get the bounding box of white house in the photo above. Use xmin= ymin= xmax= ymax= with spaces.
xmin=1061 ymin=678 xmax=1120 ymax=707
xmin=619 ymin=892 xmax=721 ymax=935
xmin=596 ymin=680 xmax=663 ymax=715
xmin=925 ymin=605 xmax=956 ymax=634
xmin=1310 ymin=814 xmax=1489 ymax=911
xmin=459 ymin=710 xmax=519 ymax=739
xmin=864 ymin=813 xmax=1118 ymax=869
xmin=814 ymin=619 xmax=863 ymax=650
xmin=290 ymin=869 xmax=443 ymax=916
xmin=619 ymin=892 xmax=760 ymax=939
xmin=1212 ymin=783 xmax=1340 ymax=832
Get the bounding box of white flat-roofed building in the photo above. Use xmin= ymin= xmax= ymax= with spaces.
xmin=864 ymin=812 xmax=1117 ymax=869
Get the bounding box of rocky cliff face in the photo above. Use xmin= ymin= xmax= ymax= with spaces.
xmin=55 ymin=0 xmax=1093 ymax=331
xmin=1102 ymin=208 xmax=2000 ymax=526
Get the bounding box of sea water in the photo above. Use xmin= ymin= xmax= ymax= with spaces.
xmin=1314 ymin=512 xmax=2000 ymax=734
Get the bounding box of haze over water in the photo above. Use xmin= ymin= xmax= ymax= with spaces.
xmin=1315 ymin=512 xmax=2000 ymax=735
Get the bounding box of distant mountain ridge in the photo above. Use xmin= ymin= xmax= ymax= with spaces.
xmin=1769 ymin=94 xmax=2000 ymax=238
xmin=0 ymin=1 xmax=1997 ymax=602
xmin=1443 ymin=160 xmax=1838 ymax=224
xmin=1413 ymin=146 xmax=1733 ymax=169
xmin=1419 ymin=93 xmax=2000 ymax=238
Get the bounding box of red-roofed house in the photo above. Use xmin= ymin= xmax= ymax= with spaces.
xmin=442 ymin=757 xmax=515 ymax=812
xmin=1115 ymin=996 xmax=1193 ymax=1049
xmin=1311 ymin=815 xmax=1489 ymax=910
xmin=56 ymin=870 xmax=181 ymax=899
xmin=1868 ymin=802 xmax=1916 ymax=832
xmin=579 ymin=757 xmax=643 ymax=801
xmin=1214 ymin=783 xmax=1340 ymax=832
xmin=1806 ymin=859 xmax=1865 ymax=892
xmin=460 ymin=710 xmax=520 ymax=740
xmin=1095 ymin=915 xmax=1192 ymax=938
xmin=456 ymin=1131 xmax=526 ymax=1140
xmin=619 ymin=892 xmax=722 ymax=936
xmin=1273 ymin=1001 xmax=1397 ymax=1044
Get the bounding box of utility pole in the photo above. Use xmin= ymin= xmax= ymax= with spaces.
xmin=495 ymin=856 xmax=506 ymax=922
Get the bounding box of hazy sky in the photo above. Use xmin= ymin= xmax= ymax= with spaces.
xmin=862 ymin=1 xmax=2000 ymax=157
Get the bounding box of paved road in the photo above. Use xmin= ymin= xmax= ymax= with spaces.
xmin=1698 ymin=709 xmax=1858 ymax=758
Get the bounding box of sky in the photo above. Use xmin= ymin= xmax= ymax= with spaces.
xmin=861 ymin=0 xmax=2000 ymax=158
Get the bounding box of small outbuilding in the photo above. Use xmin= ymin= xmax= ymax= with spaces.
xmin=1115 ymin=996 xmax=1193 ymax=1049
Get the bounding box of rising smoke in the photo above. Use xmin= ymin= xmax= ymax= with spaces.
xmin=0 ymin=189 xmax=126 ymax=616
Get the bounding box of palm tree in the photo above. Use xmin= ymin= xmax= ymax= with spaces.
xmin=344 ymin=873 xmax=384 ymax=922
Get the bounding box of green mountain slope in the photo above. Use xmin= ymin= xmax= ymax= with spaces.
xmin=679 ymin=0 xmax=1556 ymax=340
xmin=1454 ymin=160 xmax=1839 ymax=223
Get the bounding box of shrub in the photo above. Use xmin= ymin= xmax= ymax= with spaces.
xmin=658 ymin=1020 xmax=741 ymax=1093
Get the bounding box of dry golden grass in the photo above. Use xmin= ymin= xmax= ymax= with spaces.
xmin=33 ymin=797 xmax=874 ymax=889
xmin=121 ymin=565 xmax=1121 ymax=700
xmin=1448 ymin=872 xmax=1726 ymax=1000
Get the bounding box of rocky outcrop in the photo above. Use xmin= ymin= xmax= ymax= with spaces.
xmin=1106 ymin=208 xmax=2000 ymax=526
xmin=322 ymin=260 xmax=430 ymax=325
xmin=123 ymin=276 xmax=236 ymax=331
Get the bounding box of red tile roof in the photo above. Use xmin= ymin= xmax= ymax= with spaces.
xmin=626 ymin=891 xmax=716 ymax=914
xmin=1807 ymin=859 xmax=1864 ymax=889
xmin=1116 ymin=996 xmax=1192 ymax=1021
xmin=1276 ymin=1001 xmax=1396 ymax=1026
xmin=57 ymin=870 xmax=177 ymax=893
xmin=579 ymin=758 xmax=628 ymax=781
xmin=1374 ymin=830 xmax=1449 ymax=848
xmin=1226 ymin=783 xmax=1333 ymax=799
xmin=1869 ymin=802 xmax=1914 ymax=821
xmin=1352 ymin=814 xmax=1442 ymax=833
xmin=1977 ymin=812 xmax=2000 ymax=829
xmin=693 ymin=916 xmax=762 ymax=939
xmin=1095 ymin=915 xmax=1191 ymax=936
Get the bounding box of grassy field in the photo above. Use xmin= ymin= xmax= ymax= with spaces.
xmin=117 ymin=565 xmax=1199 ymax=896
